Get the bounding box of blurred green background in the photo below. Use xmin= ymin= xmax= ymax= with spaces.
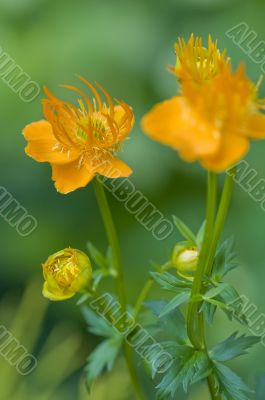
xmin=1 ymin=0 xmax=265 ymax=398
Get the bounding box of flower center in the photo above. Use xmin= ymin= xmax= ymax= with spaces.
xmin=90 ymin=112 xmax=113 ymax=145
xmin=46 ymin=256 xmax=81 ymax=288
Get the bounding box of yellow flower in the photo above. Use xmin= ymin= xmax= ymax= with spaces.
xmin=172 ymin=244 xmax=199 ymax=279
xmin=22 ymin=77 xmax=134 ymax=194
xmin=173 ymin=34 xmax=229 ymax=84
xmin=142 ymin=35 xmax=265 ymax=172
xmin=42 ymin=248 xmax=92 ymax=301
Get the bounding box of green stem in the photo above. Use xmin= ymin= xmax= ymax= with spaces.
xmin=205 ymin=166 xmax=236 ymax=276
xmin=187 ymin=167 xmax=236 ymax=400
xmin=207 ymin=374 xmax=221 ymax=400
xmin=187 ymin=171 xmax=217 ymax=349
xmin=93 ymin=178 xmax=144 ymax=400
xmin=93 ymin=178 xmax=127 ymax=310
xmin=134 ymin=278 xmax=154 ymax=318
xmin=133 ymin=261 xmax=172 ymax=318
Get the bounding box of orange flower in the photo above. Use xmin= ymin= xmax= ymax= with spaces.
xmin=172 ymin=34 xmax=229 ymax=84
xmin=142 ymin=36 xmax=265 ymax=172
xmin=23 ymin=77 xmax=134 ymax=193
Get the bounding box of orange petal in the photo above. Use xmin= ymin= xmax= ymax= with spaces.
xmin=114 ymin=103 xmax=135 ymax=140
xmin=141 ymin=97 xmax=220 ymax=158
xmin=51 ymin=160 xmax=94 ymax=194
xmin=96 ymin=156 xmax=133 ymax=178
xmin=246 ymin=113 xmax=265 ymax=138
xmin=23 ymin=120 xmax=79 ymax=164
xmin=202 ymin=132 xmax=249 ymax=172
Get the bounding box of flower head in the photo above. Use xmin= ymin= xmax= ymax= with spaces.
xmin=142 ymin=36 xmax=265 ymax=172
xmin=172 ymin=243 xmax=199 ymax=279
xmin=173 ymin=34 xmax=229 ymax=84
xmin=23 ymin=77 xmax=134 ymax=193
xmin=42 ymin=248 xmax=92 ymax=301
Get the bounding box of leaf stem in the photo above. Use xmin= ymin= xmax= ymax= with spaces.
xmin=93 ymin=177 xmax=144 ymax=400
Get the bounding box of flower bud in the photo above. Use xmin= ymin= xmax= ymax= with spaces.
xmin=42 ymin=248 xmax=92 ymax=301
xmin=172 ymin=244 xmax=199 ymax=279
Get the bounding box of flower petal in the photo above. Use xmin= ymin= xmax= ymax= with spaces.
xmin=51 ymin=160 xmax=94 ymax=194
xmin=23 ymin=120 xmax=79 ymax=164
xmin=42 ymin=282 xmax=75 ymax=301
xmin=202 ymin=132 xmax=249 ymax=172
xmin=96 ymin=156 xmax=133 ymax=178
xmin=141 ymin=96 xmax=220 ymax=158
xmin=114 ymin=103 xmax=135 ymax=140
xmin=246 ymin=113 xmax=265 ymax=138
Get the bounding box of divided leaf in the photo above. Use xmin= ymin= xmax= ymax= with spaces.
xmin=83 ymin=306 xmax=118 ymax=338
xmin=202 ymin=282 xmax=248 ymax=326
xmin=210 ymin=332 xmax=260 ymax=362
xmin=159 ymin=292 xmax=190 ymax=318
xmin=213 ymin=362 xmax=252 ymax=400
xmin=156 ymin=346 xmax=211 ymax=399
xmin=212 ymin=238 xmax=239 ymax=280
xmin=85 ymin=336 xmax=123 ymax=390
xmin=144 ymin=300 xmax=188 ymax=344
xmin=150 ymin=271 xmax=192 ymax=292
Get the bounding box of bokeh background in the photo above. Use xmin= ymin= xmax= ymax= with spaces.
xmin=1 ymin=0 xmax=265 ymax=398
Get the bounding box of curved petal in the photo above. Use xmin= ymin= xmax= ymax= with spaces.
xmin=246 ymin=113 xmax=265 ymax=138
xmin=51 ymin=160 xmax=94 ymax=194
xmin=42 ymin=282 xmax=75 ymax=301
xmin=23 ymin=120 xmax=79 ymax=164
xmin=114 ymin=103 xmax=135 ymax=140
xmin=202 ymin=132 xmax=249 ymax=172
xmin=96 ymin=156 xmax=133 ymax=178
xmin=141 ymin=96 xmax=220 ymax=158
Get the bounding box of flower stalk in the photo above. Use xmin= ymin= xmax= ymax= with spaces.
xmin=187 ymin=168 xmax=236 ymax=400
xmin=187 ymin=171 xmax=217 ymax=349
xmin=92 ymin=177 xmax=144 ymax=400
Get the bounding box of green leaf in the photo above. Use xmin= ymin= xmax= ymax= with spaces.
xmin=202 ymin=297 xmax=228 ymax=309
xmin=218 ymin=286 xmax=248 ymax=325
xmin=210 ymin=332 xmax=260 ymax=362
xmin=76 ymin=293 xmax=91 ymax=305
xmin=191 ymin=353 xmax=212 ymax=385
xmin=172 ymin=216 xmax=197 ymax=244
xmin=87 ymin=241 xmax=108 ymax=271
xmin=256 ymin=374 xmax=265 ymax=400
xmin=106 ymin=246 xmax=117 ymax=277
xmin=85 ymin=336 xmax=122 ymax=390
xmin=150 ymin=271 xmax=192 ymax=292
xmin=156 ymin=347 xmax=211 ymax=399
xmin=159 ymin=292 xmax=190 ymax=318
xmin=145 ymin=300 xmax=188 ymax=344
xmin=213 ymin=362 xmax=252 ymax=400
xmin=201 ymin=302 xmax=217 ymax=324
xmin=91 ymin=270 xmax=104 ymax=292
xmin=82 ymin=306 xmax=118 ymax=338
xmin=212 ymin=238 xmax=238 ymax=280
xmin=204 ymin=283 xmax=229 ymax=299
xmin=202 ymin=282 xmax=248 ymax=325
xmin=196 ymin=220 xmax=206 ymax=249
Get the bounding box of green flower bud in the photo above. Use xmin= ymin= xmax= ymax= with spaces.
xmin=172 ymin=244 xmax=199 ymax=279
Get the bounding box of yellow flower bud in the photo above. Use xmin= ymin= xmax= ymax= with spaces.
xmin=42 ymin=248 xmax=92 ymax=301
xmin=172 ymin=244 xmax=199 ymax=279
